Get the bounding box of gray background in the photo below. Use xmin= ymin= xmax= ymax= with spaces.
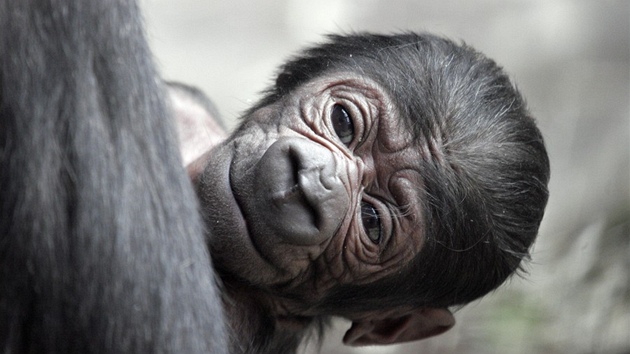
xmin=140 ymin=1 xmax=629 ymax=353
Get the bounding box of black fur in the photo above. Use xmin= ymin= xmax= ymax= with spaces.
xmin=0 ymin=1 xmax=225 ymax=352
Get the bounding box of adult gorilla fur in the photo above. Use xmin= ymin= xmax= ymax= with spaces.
xmin=0 ymin=1 xmax=225 ymax=352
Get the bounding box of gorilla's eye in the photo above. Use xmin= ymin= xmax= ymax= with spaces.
xmin=331 ymin=104 xmax=354 ymax=145
xmin=361 ymin=201 xmax=382 ymax=244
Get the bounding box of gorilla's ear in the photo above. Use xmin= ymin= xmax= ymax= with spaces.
xmin=343 ymin=307 xmax=454 ymax=346
xmin=166 ymin=81 xmax=227 ymax=168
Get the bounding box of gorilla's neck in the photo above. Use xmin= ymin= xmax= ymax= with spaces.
xmin=222 ymin=283 xmax=316 ymax=354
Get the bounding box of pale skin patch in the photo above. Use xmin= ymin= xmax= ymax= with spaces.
xmin=169 ymin=87 xmax=227 ymax=166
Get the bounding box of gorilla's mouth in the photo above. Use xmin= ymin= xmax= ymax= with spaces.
xmin=226 ymin=147 xmax=287 ymax=271
xmin=270 ymin=181 xmax=320 ymax=227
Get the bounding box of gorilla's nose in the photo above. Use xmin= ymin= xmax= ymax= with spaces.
xmin=253 ymin=137 xmax=350 ymax=246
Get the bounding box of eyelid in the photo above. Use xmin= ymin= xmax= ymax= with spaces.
xmin=382 ymin=203 xmax=396 ymax=250
xmin=360 ymin=193 xmax=392 ymax=248
xmin=330 ymin=99 xmax=367 ymax=149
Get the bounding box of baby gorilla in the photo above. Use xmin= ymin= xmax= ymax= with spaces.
xmin=184 ymin=33 xmax=550 ymax=353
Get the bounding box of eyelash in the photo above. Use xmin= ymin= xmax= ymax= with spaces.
xmin=360 ymin=200 xmax=382 ymax=244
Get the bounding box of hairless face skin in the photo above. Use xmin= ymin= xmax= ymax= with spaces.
xmin=195 ymin=74 xmax=426 ymax=293
xmin=177 ymin=33 xmax=550 ymax=354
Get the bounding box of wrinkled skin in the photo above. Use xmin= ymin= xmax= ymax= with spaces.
xmin=193 ymin=74 xmax=426 ymax=304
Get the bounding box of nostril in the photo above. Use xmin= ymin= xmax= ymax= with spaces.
xmin=286 ymin=146 xmax=302 ymax=187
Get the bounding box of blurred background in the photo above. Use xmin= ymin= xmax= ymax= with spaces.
xmin=140 ymin=1 xmax=629 ymax=353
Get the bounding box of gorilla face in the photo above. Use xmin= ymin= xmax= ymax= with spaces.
xmin=193 ymin=74 xmax=426 ymax=302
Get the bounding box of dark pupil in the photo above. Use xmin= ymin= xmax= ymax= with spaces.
xmin=331 ymin=104 xmax=354 ymax=145
xmin=361 ymin=201 xmax=381 ymax=244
